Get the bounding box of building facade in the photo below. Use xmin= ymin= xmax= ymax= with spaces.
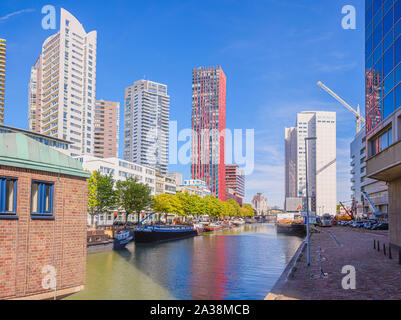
xmin=251 ymin=193 xmax=268 ymax=216
xmin=285 ymin=127 xmax=298 ymax=198
xmin=28 ymin=56 xmax=42 ymax=132
xmin=0 ymin=133 xmax=89 ymax=299
xmin=177 ymin=179 xmax=212 ymax=198
xmin=365 ymin=0 xmax=401 ymax=250
xmin=94 ymin=100 xmax=119 ymax=158
xmin=191 ymin=66 xmax=226 ymax=200
xmin=350 ymin=128 xmax=388 ymax=218
xmin=225 ymin=165 xmax=245 ymax=204
xmin=123 ymin=80 xmax=170 ymax=174
xmin=166 ymin=172 xmax=183 ymax=186
xmin=0 ymin=39 xmax=5 ymax=123
xmin=32 ymin=8 xmax=97 ymax=157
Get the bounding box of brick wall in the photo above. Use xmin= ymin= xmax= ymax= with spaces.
xmin=0 ymin=165 xmax=88 ymax=299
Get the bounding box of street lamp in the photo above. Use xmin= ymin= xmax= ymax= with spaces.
xmin=305 ymin=136 xmax=317 ymax=267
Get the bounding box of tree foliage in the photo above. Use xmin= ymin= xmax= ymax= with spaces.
xmin=116 ymin=177 xmax=154 ymax=224
xmin=87 ymin=171 xmax=117 ymax=225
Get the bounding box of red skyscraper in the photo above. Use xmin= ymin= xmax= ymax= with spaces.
xmin=191 ymin=66 xmax=226 ymax=200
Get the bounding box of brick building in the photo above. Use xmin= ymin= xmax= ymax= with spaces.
xmin=0 ymin=133 xmax=89 ymax=299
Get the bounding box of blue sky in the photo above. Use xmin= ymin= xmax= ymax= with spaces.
xmin=0 ymin=0 xmax=365 ymax=207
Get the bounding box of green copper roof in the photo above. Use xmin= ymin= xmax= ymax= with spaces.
xmin=0 ymin=133 xmax=90 ymax=178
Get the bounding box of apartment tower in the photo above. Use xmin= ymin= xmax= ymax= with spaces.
xmin=123 ymin=80 xmax=170 ymax=174
xmin=31 ymin=8 xmax=97 ymax=157
xmin=191 ymin=66 xmax=226 ymax=200
xmin=94 ymin=100 xmax=119 ymax=158
xmin=28 ymin=56 xmax=42 ymax=132
xmin=0 ymin=39 xmax=5 ymax=123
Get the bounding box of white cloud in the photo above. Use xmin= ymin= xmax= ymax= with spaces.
xmin=0 ymin=8 xmax=35 ymax=22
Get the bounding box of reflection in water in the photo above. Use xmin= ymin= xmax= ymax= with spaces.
xmin=66 ymin=224 xmax=302 ymax=300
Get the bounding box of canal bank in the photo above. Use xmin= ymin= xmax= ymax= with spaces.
xmin=65 ymin=224 xmax=302 ymax=300
xmin=266 ymin=226 xmax=401 ymax=300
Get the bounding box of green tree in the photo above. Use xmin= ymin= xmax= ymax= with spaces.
xmin=204 ymin=195 xmax=225 ymax=220
xmin=87 ymin=171 xmax=117 ymax=226
xmin=241 ymin=203 xmax=254 ymax=217
xmin=226 ymin=199 xmax=241 ymax=217
xmin=153 ymin=193 xmax=183 ymax=223
xmin=176 ymin=192 xmax=202 ymax=218
xmin=116 ymin=177 xmax=153 ymax=225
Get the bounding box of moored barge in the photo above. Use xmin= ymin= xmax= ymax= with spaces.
xmin=134 ymin=225 xmax=198 ymax=243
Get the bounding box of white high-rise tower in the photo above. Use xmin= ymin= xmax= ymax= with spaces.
xmin=285 ymin=111 xmax=337 ymax=216
xmin=32 ymin=8 xmax=97 ymax=156
xmin=123 ymin=80 xmax=170 ymax=174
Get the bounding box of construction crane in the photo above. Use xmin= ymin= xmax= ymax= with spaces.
xmin=317 ymin=81 xmax=366 ymax=134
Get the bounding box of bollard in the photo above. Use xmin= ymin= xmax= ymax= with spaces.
xmin=378 ymin=241 xmax=380 ymax=252
xmin=383 ymin=244 xmax=386 ymax=256
xmin=374 ymin=239 xmax=376 ymax=249
xmin=389 ymin=246 xmax=392 ymax=259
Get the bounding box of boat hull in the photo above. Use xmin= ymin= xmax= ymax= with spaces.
xmin=276 ymin=223 xmax=306 ymax=236
xmin=134 ymin=229 xmax=198 ymax=243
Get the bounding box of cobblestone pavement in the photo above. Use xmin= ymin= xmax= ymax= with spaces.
xmin=267 ymin=226 xmax=401 ymax=300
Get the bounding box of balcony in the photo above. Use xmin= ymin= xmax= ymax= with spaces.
xmin=366 ymin=139 xmax=401 ymax=182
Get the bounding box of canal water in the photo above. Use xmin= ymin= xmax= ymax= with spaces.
xmin=65 ymin=224 xmax=303 ymax=300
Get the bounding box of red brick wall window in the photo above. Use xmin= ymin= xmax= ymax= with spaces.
xmin=31 ymin=181 xmax=54 ymax=216
xmin=0 ymin=177 xmax=17 ymax=215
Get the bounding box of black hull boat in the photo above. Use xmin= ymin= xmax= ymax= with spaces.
xmin=134 ymin=225 xmax=198 ymax=243
xmin=276 ymin=223 xmax=306 ymax=236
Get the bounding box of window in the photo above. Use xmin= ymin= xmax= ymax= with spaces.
xmin=0 ymin=177 xmax=17 ymax=215
xmin=31 ymin=181 xmax=54 ymax=215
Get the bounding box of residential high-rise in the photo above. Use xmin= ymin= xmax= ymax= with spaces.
xmin=225 ymin=165 xmax=245 ymax=204
xmin=94 ymin=100 xmax=119 ymax=158
xmin=0 ymin=39 xmax=6 ymax=123
xmin=191 ymin=66 xmax=226 ymax=200
xmin=365 ymin=0 xmax=401 ymax=250
xmin=34 ymin=8 xmax=97 ymax=157
xmin=285 ymin=111 xmax=337 ymax=216
xmin=123 ymin=80 xmax=170 ymax=174
xmin=28 ymin=56 xmax=42 ymax=132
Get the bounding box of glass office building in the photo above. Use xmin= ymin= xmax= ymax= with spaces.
xmin=365 ymin=0 xmax=401 ymax=142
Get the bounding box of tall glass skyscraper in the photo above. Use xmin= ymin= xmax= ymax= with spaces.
xmin=365 ymin=0 xmax=401 ymax=142
xmin=191 ymin=66 xmax=226 ymax=200
xmin=365 ymin=0 xmax=401 ymax=252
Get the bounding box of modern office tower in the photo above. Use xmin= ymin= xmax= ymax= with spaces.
xmin=299 ymin=111 xmax=336 ymax=215
xmin=28 ymin=56 xmax=42 ymax=132
xmin=350 ymin=128 xmax=388 ymax=218
xmin=36 ymin=8 xmax=97 ymax=157
xmin=364 ymin=1 xmax=401 ymax=250
xmin=94 ymin=100 xmax=119 ymax=158
xmin=285 ymin=111 xmax=336 ymax=216
xmin=251 ymin=193 xmax=268 ymax=216
xmin=225 ymin=165 xmax=245 ymax=201
xmin=285 ymin=127 xmax=298 ymax=198
xmin=0 ymin=39 xmax=6 ymax=123
xmin=123 ymin=80 xmax=170 ymax=174
xmin=191 ymin=66 xmax=226 ymax=200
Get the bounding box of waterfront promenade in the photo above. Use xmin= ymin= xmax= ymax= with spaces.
xmin=266 ymin=226 xmax=401 ymax=300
